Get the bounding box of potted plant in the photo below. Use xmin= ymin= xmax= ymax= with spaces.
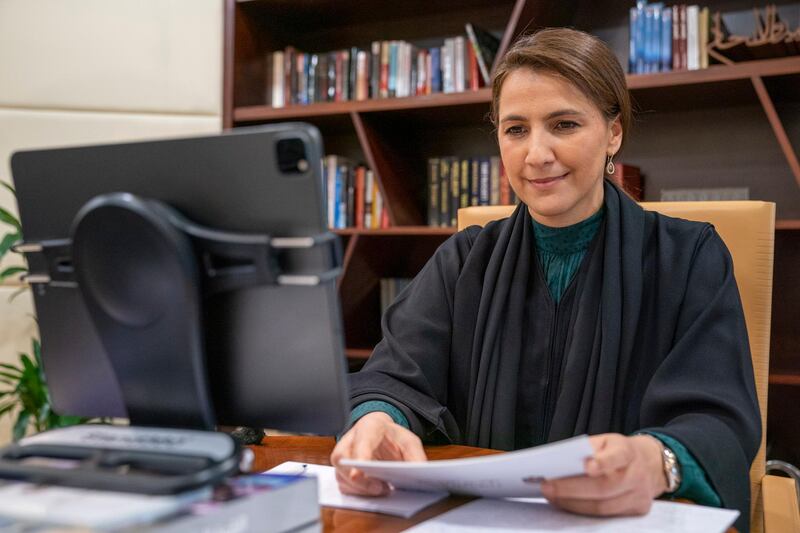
xmin=0 ymin=181 xmax=84 ymax=440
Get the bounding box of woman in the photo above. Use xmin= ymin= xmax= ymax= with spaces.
xmin=331 ymin=28 xmax=760 ymax=531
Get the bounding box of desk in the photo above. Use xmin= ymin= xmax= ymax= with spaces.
xmin=250 ymin=436 xmax=737 ymax=533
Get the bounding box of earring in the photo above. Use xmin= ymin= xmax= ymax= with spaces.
xmin=605 ymin=154 xmax=616 ymax=176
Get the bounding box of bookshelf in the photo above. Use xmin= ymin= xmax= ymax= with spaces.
xmin=224 ymin=0 xmax=800 ymax=463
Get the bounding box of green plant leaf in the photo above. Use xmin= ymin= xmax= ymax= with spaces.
xmin=12 ymin=411 xmax=30 ymax=441
xmin=19 ymin=353 xmax=37 ymax=376
xmin=0 ymin=363 xmax=22 ymax=375
xmin=0 ymin=266 xmax=26 ymax=282
xmin=0 ymin=232 xmax=21 ymax=260
xmin=0 ymin=181 xmax=15 ymax=196
xmin=0 ymin=373 xmax=22 ymax=384
xmin=0 ymin=402 xmax=17 ymax=418
xmin=0 ymin=206 xmax=21 ymax=232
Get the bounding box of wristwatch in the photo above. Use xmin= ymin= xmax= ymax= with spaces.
xmin=660 ymin=444 xmax=682 ymax=493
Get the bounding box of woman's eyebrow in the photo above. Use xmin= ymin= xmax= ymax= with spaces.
xmin=545 ymin=109 xmax=585 ymax=120
xmin=500 ymin=109 xmax=586 ymax=123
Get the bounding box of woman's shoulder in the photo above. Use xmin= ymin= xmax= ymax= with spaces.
xmin=644 ymin=208 xmax=730 ymax=265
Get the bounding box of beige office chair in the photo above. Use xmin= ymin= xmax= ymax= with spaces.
xmin=458 ymin=202 xmax=800 ymax=533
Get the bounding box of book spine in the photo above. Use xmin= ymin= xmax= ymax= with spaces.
xmin=356 ymin=50 xmax=369 ymax=101
xmin=370 ymin=41 xmax=381 ymax=99
xmin=272 ymin=51 xmax=284 ymax=107
xmin=478 ymin=158 xmax=490 ymax=205
xmin=430 ymin=47 xmax=441 ymax=93
xmin=416 ymin=49 xmax=427 ymax=96
xmin=634 ymin=2 xmax=646 ymax=74
xmin=449 ymin=157 xmax=459 ymax=227
xmin=442 ymin=40 xmax=453 ymax=94
xmin=349 ymin=46 xmax=359 ymax=100
xmin=672 ymin=5 xmax=680 ymax=70
xmin=297 ymin=53 xmax=307 ymax=105
xmin=699 ymin=6 xmax=709 ymax=69
xmin=629 ymin=7 xmax=638 ymax=73
xmin=454 ymin=36 xmax=466 ymax=92
xmin=326 ymin=155 xmax=337 ymax=228
xmin=680 ymin=5 xmax=688 ymax=71
xmin=466 ymin=23 xmax=491 ymax=85
xmin=661 ymin=7 xmax=672 ymax=71
xmin=388 ymin=41 xmax=398 ymax=97
xmin=490 ymin=156 xmax=500 ymax=205
xmin=335 ymin=51 xmax=344 ymax=101
xmin=470 ymin=159 xmax=479 ymax=206
xmin=460 ymin=159 xmax=469 ymax=209
xmin=371 ymin=174 xmax=380 ymax=229
xmin=284 ymin=46 xmax=295 ymax=105
xmin=355 ymin=166 xmax=366 ymax=228
xmin=346 ymin=164 xmax=355 ymax=227
xmin=326 ymin=51 xmax=336 ymax=101
xmin=380 ymin=41 xmax=389 ymax=98
xmin=364 ymin=169 xmax=374 ymax=228
xmin=425 ymin=51 xmax=433 ymax=95
xmin=307 ymin=53 xmax=318 ymax=103
xmin=468 ymin=42 xmax=479 ymax=90
xmin=428 ymin=158 xmax=440 ymax=227
xmin=439 ymin=158 xmax=450 ymax=227
xmin=686 ymin=5 xmax=699 ymax=70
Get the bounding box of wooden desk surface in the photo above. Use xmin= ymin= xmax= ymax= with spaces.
xmin=250 ymin=436 xmax=737 ymax=533
xmin=251 ymin=435 xmax=499 ymax=532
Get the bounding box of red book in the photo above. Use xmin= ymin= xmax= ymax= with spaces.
xmin=379 ymin=41 xmax=389 ymax=98
xmin=380 ymin=207 xmax=390 ymax=228
xmin=612 ymin=164 xmax=644 ymax=200
xmin=468 ymin=44 xmax=480 ymax=90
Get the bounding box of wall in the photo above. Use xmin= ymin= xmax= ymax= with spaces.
xmin=0 ymin=0 xmax=224 ymax=443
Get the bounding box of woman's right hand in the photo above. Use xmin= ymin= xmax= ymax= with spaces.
xmin=330 ymin=411 xmax=427 ymax=496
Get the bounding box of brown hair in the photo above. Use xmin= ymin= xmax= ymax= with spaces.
xmin=490 ymin=28 xmax=632 ymax=152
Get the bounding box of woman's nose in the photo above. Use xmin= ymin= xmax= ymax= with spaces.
xmin=523 ymin=133 xmax=556 ymax=168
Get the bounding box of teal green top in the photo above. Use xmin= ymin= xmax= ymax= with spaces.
xmin=351 ymin=207 xmax=721 ymax=507
xmin=531 ymin=207 xmax=605 ymax=303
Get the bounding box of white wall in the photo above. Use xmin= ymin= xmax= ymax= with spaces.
xmin=0 ymin=0 xmax=224 ymax=443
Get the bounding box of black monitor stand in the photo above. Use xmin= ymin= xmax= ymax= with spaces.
xmin=0 ymin=192 xmax=342 ymax=494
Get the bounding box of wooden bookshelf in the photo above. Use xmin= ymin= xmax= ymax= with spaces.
xmin=224 ymin=0 xmax=800 ymax=465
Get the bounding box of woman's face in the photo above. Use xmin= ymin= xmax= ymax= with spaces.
xmin=497 ymin=69 xmax=622 ymax=227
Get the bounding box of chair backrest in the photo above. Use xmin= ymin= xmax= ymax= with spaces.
xmin=458 ymin=201 xmax=776 ymax=533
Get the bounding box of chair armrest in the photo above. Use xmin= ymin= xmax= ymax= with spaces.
xmin=763 ymin=474 xmax=800 ymax=533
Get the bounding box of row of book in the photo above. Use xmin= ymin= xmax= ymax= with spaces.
xmin=265 ymin=24 xmax=500 ymax=107
xmin=428 ymin=156 xmax=517 ymax=228
xmin=629 ymin=2 xmax=711 ymax=73
xmin=323 ymin=156 xmax=388 ymax=229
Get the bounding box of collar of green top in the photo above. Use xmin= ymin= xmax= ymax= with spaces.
xmin=530 ymin=206 xmax=605 ymax=255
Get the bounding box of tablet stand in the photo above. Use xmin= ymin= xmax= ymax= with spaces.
xmin=0 ymin=192 xmax=342 ymax=493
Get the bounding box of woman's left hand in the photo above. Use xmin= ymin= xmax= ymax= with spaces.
xmin=540 ymin=433 xmax=668 ymax=517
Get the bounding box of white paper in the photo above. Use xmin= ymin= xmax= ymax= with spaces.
xmin=404 ymin=498 xmax=740 ymax=533
xmin=340 ymin=435 xmax=593 ymax=498
xmin=266 ymin=461 xmax=447 ymax=518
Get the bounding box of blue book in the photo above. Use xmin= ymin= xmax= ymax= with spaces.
xmin=661 ymin=7 xmax=672 ymax=71
xmin=635 ymin=1 xmax=647 ymax=74
xmin=430 ymin=47 xmax=442 ymax=93
xmin=388 ymin=41 xmax=398 ymax=97
xmin=334 ymin=165 xmax=343 ymax=228
xmin=644 ymin=6 xmax=655 ymax=73
xmin=629 ymin=7 xmax=639 ymax=74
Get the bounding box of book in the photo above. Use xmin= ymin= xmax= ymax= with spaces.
xmin=0 ymin=475 xmax=319 ymax=533
xmin=465 ymin=23 xmax=500 ymax=85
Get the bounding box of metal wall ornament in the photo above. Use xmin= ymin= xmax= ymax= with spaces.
xmin=708 ymin=5 xmax=800 ymax=65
